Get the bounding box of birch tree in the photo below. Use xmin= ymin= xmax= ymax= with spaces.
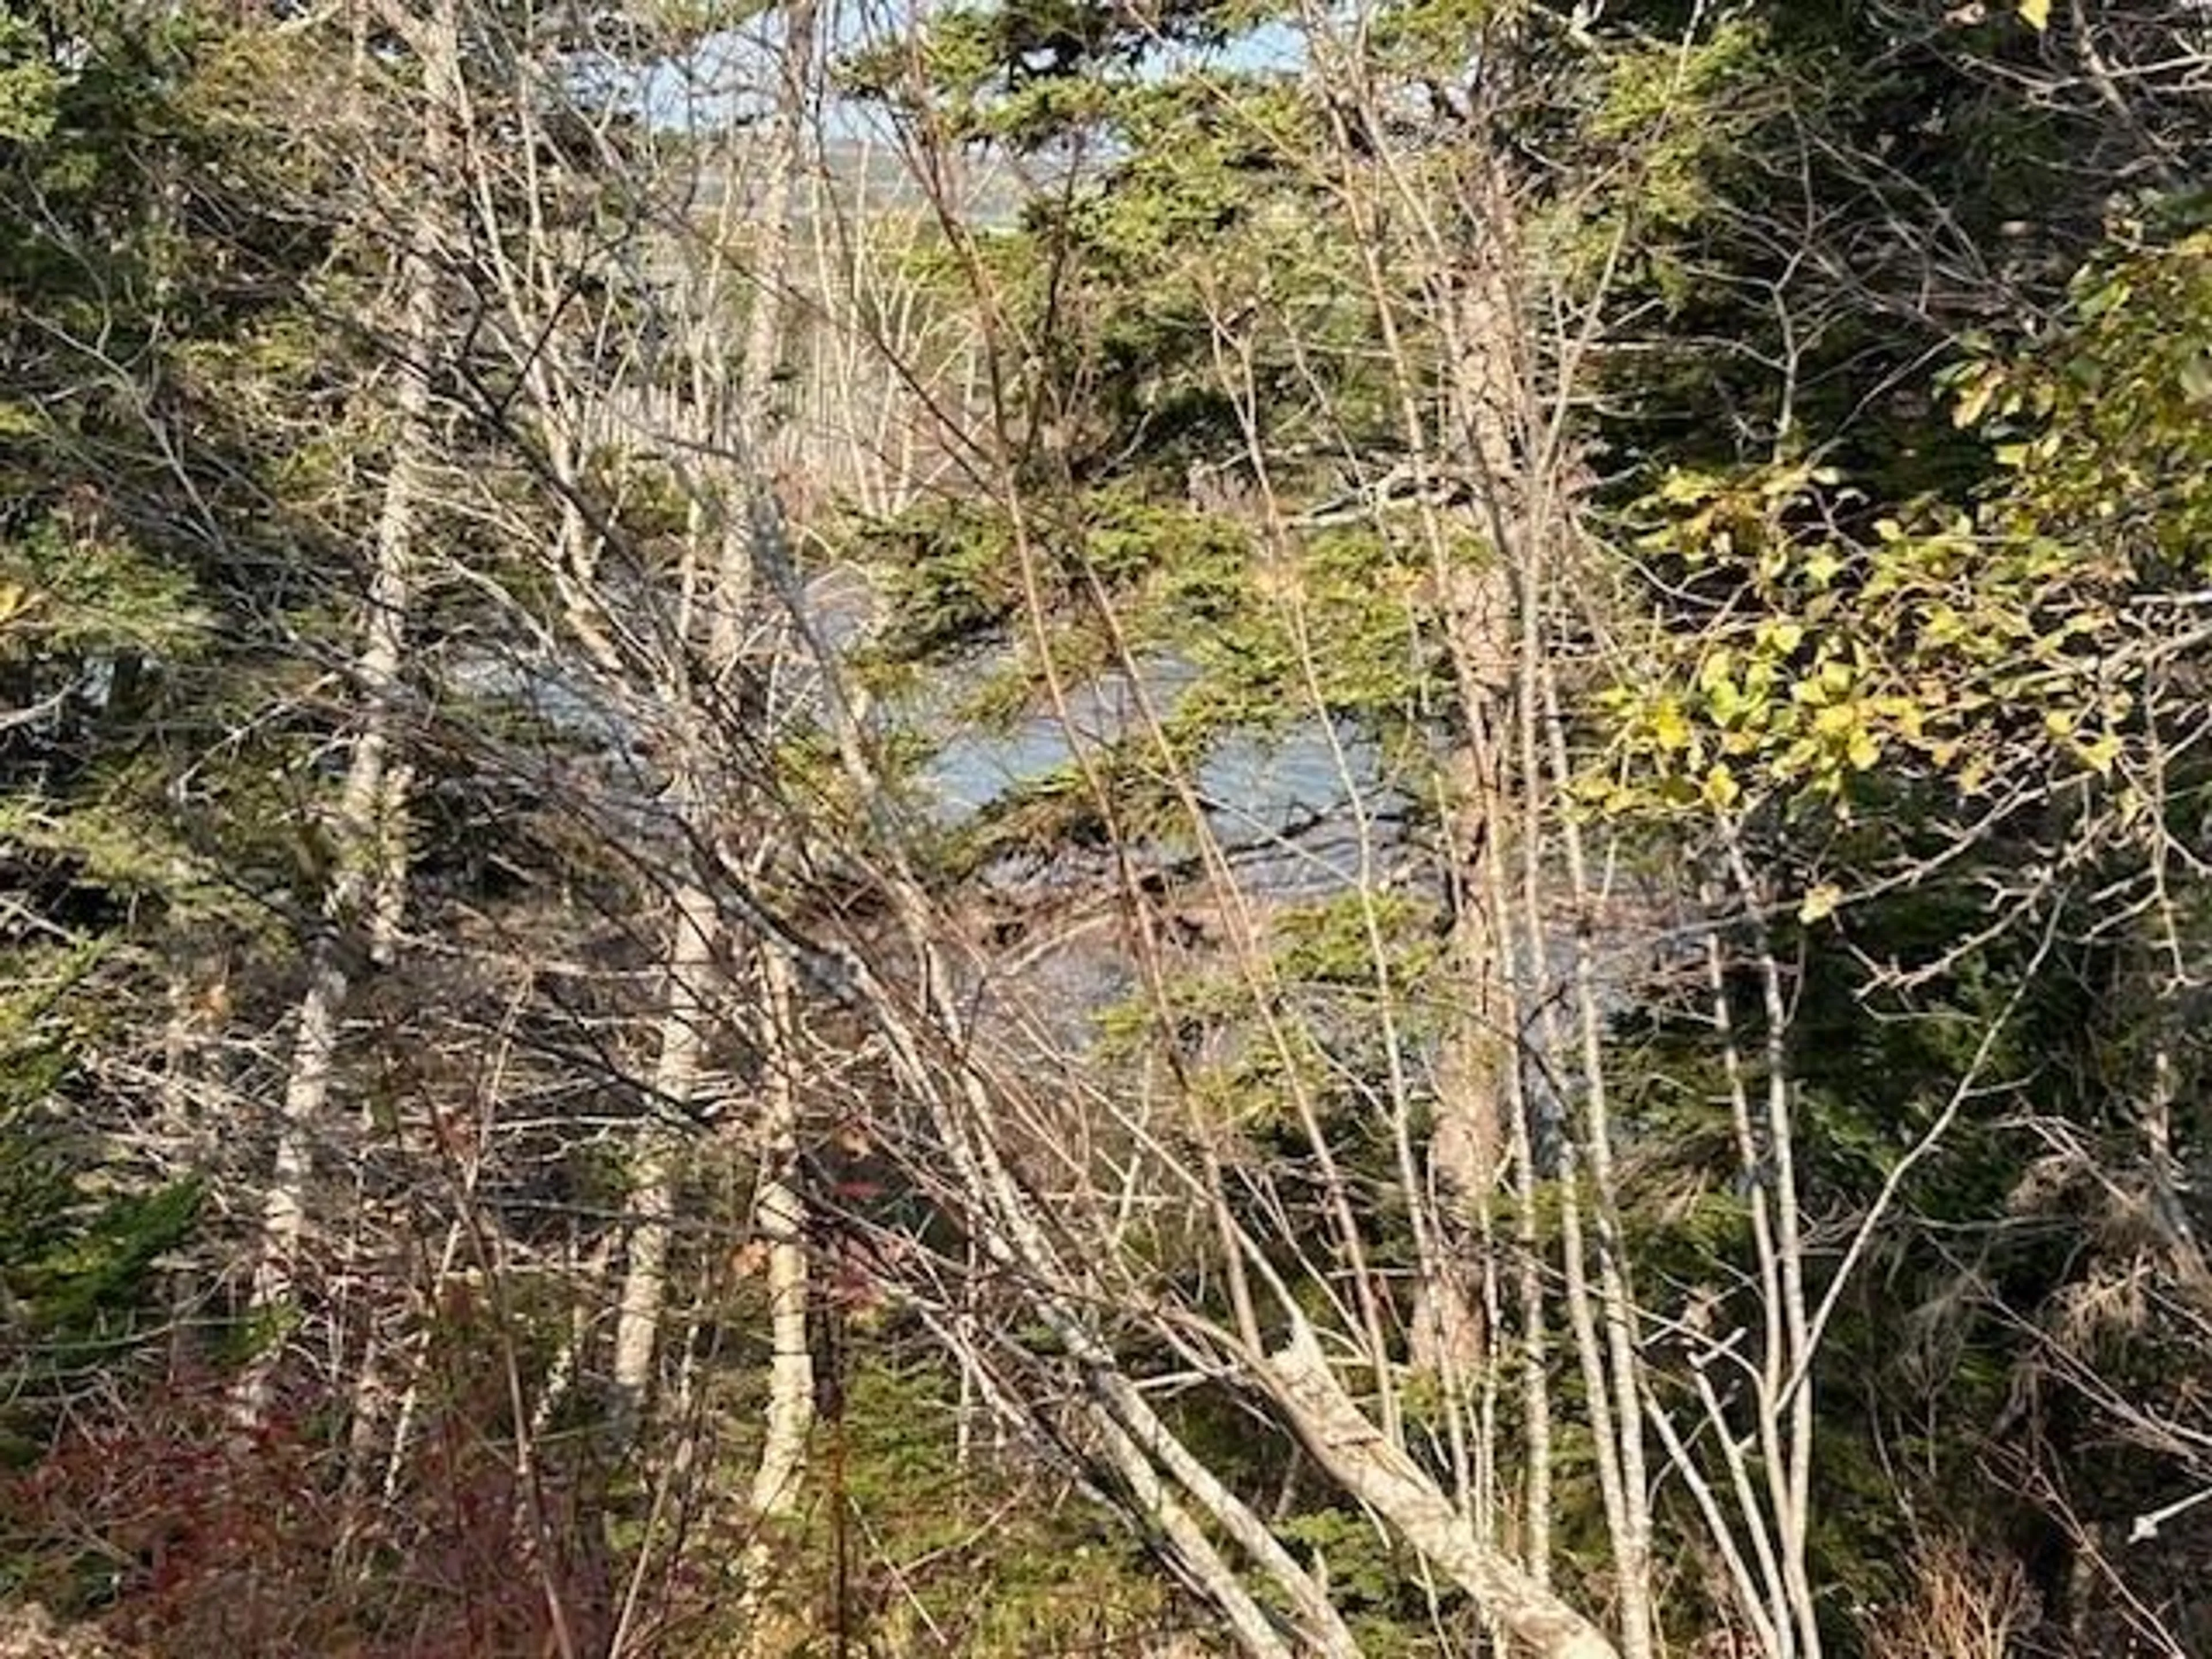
xmin=605 ymin=0 xmax=825 ymax=1477
xmin=239 ymin=0 xmax=456 ymax=1406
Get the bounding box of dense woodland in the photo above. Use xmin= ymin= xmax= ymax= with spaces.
xmin=2 ymin=0 xmax=2210 ymax=1654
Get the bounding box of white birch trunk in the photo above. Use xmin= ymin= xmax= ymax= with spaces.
xmin=1265 ymin=1320 xmax=1621 ymax=1659
xmin=608 ymin=873 xmax=717 ymax=1440
xmin=241 ymin=13 xmax=450 ymax=1404
xmin=747 ymin=950 xmax=813 ymax=1520
xmin=608 ymin=0 xmax=820 ymax=1447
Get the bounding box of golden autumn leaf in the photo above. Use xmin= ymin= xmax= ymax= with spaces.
xmin=1650 ymin=698 xmax=1692 ymax=752
xmin=1702 ymin=762 xmax=1741 ymax=811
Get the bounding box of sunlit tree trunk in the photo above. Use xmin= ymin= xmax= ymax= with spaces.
xmin=609 ymin=0 xmax=822 ymax=1451
xmin=239 ymin=4 xmax=451 ymax=1412
xmin=748 ymin=951 xmax=813 ymax=1518
xmin=608 ymin=874 xmax=719 ymax=1441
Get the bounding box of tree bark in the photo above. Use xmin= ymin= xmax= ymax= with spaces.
xmin=1264 ymin=1320 xmax=1622 ymax=1659
xmin=608 ymin=873 xmax=717 ymax=1440
xmin=609 ymin=0 xmax=820 ymax=1450
xmin=240 ymin=6 xmax=450 ymax=1410
xmin=748 ymin=950 xmax=813 ymax=1520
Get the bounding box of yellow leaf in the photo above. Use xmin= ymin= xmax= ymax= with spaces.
xmin=1952 ymin=373 xmax=1996 ymax=429
xmin=1650 ymin=699 xmax=1692 ymax=753
xmin=1702 ymin=763 xmax=1741 ymax=812
xmin=2077 ymin=733 xmax=2122 ymax=775
xmin=1847 ymin=729 xmax=1881 ymax=771
xmin=2019 ymin=0 xmax=2050 ymax=29
xmin=1658 ymin=469 xmax=1719 ymax=505
xmin=1799 ymin=885 xmax=1842 ymax=925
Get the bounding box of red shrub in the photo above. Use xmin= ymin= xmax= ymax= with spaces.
xmin=3 ymin=1362 xmax=613 ymax=1658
